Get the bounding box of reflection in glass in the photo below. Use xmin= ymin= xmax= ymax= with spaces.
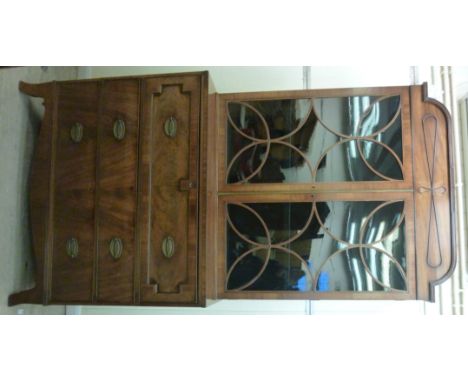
xmin=226 ymin=96 xmax=403 ymax=184
xmin=226 ymin=201 xmax=406 ymax=292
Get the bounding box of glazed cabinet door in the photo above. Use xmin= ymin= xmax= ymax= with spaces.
xmin=216 ymin=87 xmax=418 ymax=300
xmin=139 ymin=75 xmax=200 ymax=305
xmin=219 ymin=193 xmax=415 ymax=300
xmin=220 ymin=88 xmax=412 ymax=192
xmin=96 ymin=79 xmax=139 ymax=304
xmin=50 ymin=82 xmax=99 ymax=303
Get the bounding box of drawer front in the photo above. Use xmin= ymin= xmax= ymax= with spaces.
xmin=140 ymin=75 xmax=200 ymax=304
xmin=97 ymin=79 xmax=139 ymax=304
xmin=51 ymin=82 xmax=99 ymax=303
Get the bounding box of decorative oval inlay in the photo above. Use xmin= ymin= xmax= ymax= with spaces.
xmin=70 ymin=122 xmax=84 ymax=143
xmin=416 ymin=185 xmax=447 ymax=194
xmin=66 ymin=237 xmax=79 ymax=259
xmin=109 ymin=237 xmax=123 ymax=260
xmin=113 ymin=119 xmax=126 ymax=141
xmin=162 ymin=236 xmax=175 ymax=258
xmin=164 ymin=117 xmax=177 ymax=138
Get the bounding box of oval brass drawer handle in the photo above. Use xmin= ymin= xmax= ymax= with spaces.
xmin=164 ymin=117 xmax=177 ymax=138
xmin=70 ymin=122 xmax=84 ymax=143
xmin=66 ymin=237 xmax=79 ymax=259
xmin=109 ymin=237 xmax=123 ymax=260
xmin=113 ymin=119 xmax=126 ymax=141
xmin=162 ymin=236 xmax=175 ymax=258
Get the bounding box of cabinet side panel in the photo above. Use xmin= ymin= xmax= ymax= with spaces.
xmin=51 ymin=82 xmax=99 ymax=303
xmin=411 ymin=85 xmax=456 ymax=301
xmin=97 ymin=79 xmax=139 ymax=304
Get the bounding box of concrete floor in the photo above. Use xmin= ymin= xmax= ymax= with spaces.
xmin=0 ymin=66 xmax=78 ymax=314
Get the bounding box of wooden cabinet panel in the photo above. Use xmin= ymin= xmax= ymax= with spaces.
xmin=51 ymin=82 xmax=99 ymax=303
xmin=410 ymin=84 xmax=456 ymax=301
xmin=139 ymin=75 xmax=200 ymax=304
xmin=96 ymin=79 xmax=139 ymax=304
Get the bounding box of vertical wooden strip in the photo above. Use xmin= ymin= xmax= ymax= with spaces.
xmin=46 ymin=82 xmax=59 ymax=304
xmin=134 ymin=79 xmax=142 ymax=305
xmin=51 ymin=81 xmax=99 ymax=303
xmin=93 ymin=81 xmax=102 ymax=303
xmin=204 ymin=90 xmax=218 ymax=302
xmin=97 ymin=79 xmax=139 ymax=304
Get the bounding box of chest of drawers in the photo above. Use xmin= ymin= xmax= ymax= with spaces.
xmin=9 ymin=72 xmax=214 ymax=307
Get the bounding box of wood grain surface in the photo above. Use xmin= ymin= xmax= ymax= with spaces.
xmin=96 ymin=79 xmax=139 ymax=304
xmin=139 ymin=75 xmax=201 ymax=304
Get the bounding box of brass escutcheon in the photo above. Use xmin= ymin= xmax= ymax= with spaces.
xmin=162 ymin=236 xmax=175 ymax=258
xmin=109 ymin=237 xmax=123 ymax=260
xmin=113 ymin=119 xmax=126 ymax=141
xmin=66 ymin=237 xmax=79 ymax=259
xmin=164 ymin=117 xmax=177 ymax=138
xmin=70 ymin=122 xmax=84 ymax=143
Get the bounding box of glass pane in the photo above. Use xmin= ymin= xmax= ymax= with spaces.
xmin=226 ymin=200 xmax=407 ymax=292
xmin=226 ymin=96 xmax=403 ymax=184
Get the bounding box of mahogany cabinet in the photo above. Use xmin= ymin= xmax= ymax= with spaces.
xmin=9 ymin=72 xmax=455 ymax=307
xmin=9 ymin=72 xmax=213 ymax=307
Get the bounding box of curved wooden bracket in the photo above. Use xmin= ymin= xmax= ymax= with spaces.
xmin=411 ymin=83 xmax=457 ymax=302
